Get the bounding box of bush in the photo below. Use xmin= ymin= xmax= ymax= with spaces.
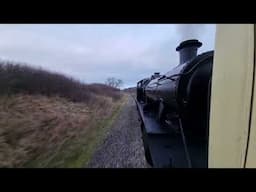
xmin=0 ymin=61 xmax=121 ymax=102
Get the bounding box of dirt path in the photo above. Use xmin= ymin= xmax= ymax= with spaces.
xmin=88 ymin=94 xmax=148 ymax=168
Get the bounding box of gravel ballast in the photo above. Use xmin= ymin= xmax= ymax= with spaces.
xmin=88 ymin=95 xmax=148 ymax=168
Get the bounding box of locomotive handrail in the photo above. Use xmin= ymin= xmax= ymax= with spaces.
xmin=158 ymin=75 xmax=166 ymax=80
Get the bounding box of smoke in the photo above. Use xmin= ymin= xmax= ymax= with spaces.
xmin=175 ymin=24 xmax=207 ymax=41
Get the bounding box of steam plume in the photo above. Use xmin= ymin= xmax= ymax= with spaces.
xmin=175 ymin=24 xmax=207 ymax=41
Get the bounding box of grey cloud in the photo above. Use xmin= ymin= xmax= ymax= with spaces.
xmin=0 ymin=24 xmax=216 ymax=88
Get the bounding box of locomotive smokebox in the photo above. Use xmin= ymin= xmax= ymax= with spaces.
xmin=176 ymin=39 xmax=202 ymax=65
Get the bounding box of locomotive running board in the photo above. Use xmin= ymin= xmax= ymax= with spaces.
xmin=135 ymin=99 xmax=189 ymax=168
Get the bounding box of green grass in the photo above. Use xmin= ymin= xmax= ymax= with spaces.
xmin=24 ymin=96 xmax=127 ymax=168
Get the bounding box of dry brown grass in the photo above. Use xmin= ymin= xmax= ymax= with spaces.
xmin=0 ymin=93 xmax=120 ymax=168
xmin=0 ymin=61 xmax=123 ymax=167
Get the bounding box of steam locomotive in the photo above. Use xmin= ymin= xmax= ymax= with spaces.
xmin=136 ymin=39 xmax=213 ymax=168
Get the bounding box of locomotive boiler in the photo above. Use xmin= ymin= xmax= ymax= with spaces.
xmin=136 ymin=39 xmax=213 ymax=168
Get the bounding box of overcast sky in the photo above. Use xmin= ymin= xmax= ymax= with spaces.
xmin=0 ymin=24 xmax=216 ymax=88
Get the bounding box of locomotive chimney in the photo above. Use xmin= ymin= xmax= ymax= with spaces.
xmin=176 ymin=39 xmax=202 ymax=65
xmin=151 ymin=72 xmax=160 ymax=79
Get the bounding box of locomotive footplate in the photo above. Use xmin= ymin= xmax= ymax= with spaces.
xmin=135 ymin=99 xmax=207 ymax=168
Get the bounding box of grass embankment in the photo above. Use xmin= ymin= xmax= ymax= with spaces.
xmin=26 ymin=95 xmax=127 ymax=168
xmin=0 ymin=62 xmax=124 ymax=168
xmin=0 ymin=93 xmax=126 ymax=168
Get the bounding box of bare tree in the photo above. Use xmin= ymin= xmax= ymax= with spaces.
xmin=105 ymin=77 xmax=123 ymax=89
xmin=116 ymin=79 xmax=123 ymax=89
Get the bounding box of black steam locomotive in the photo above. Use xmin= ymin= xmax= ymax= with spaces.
xmin=136 ymin=39 xmax=213 ymax=168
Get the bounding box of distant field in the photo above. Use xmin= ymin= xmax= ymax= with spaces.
xmin=0 ymin=61 xmax=123 ymax=167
